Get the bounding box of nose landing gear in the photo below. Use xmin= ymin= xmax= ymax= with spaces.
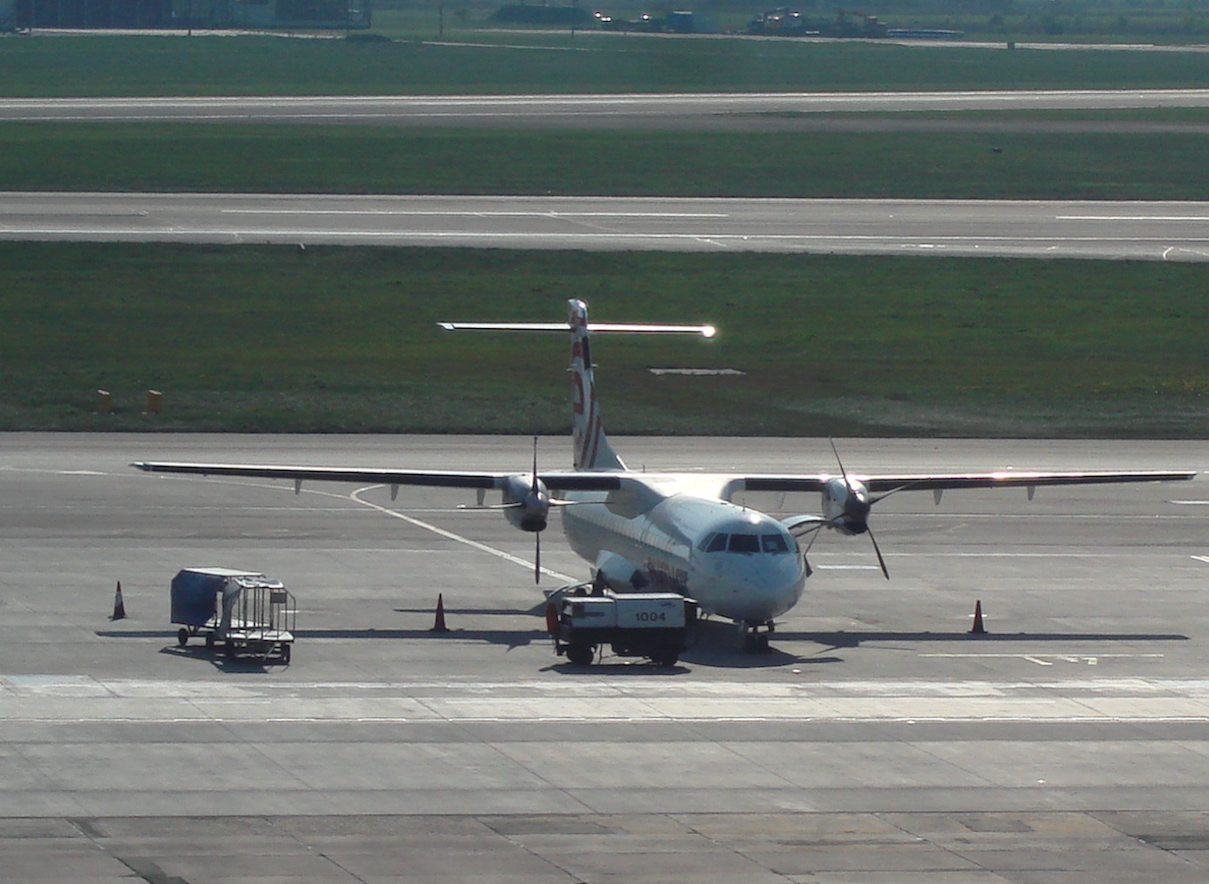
xmin=738 ymin=619 xmax=774 ymax=654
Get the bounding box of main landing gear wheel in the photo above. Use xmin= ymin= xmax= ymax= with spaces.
xmin=177 ymin=628 xmax=189 ymax=648
xmin=739 ymin=620 xmax=774 ymax=654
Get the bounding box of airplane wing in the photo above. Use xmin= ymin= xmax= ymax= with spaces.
xmin=739 ymin=470 xmax=1195 ymax=494
xmin=133 ymin=462 xmax=1195 ymax=495
xmin=753 ymin=468 xmax=1196 ymax=556
xmin=129 ymin=461 xmax=623 ymax=492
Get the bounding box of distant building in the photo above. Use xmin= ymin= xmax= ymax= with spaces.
xmin=12 ymin=0 xmax=369 ymax=28
xmin=229 ymin=0 xmax=370 ymax=29
xmin=15 ymin=0 xmax=173 ymax=27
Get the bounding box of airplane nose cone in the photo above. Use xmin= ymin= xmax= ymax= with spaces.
xmin=723 ymin=555 xmax=806 ymax=622
xmin=764 ymin=562 xmax=806 ymax=619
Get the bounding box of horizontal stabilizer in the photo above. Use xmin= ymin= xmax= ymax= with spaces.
xmin=439 ymin=321 xmax=715 ymax=337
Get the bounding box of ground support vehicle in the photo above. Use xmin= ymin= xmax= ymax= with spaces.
xmin=171 ymin=567 xmax=296 ymax=663
xmin=549 ymin=591 xmax=697 ymax=666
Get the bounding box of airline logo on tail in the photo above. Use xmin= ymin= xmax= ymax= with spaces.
xmin=569 ymin=300 xmax=625 ymax=472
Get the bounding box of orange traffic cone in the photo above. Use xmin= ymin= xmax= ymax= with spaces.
xmin=111 ymin=581 xmax=126 ymax=620
xmin=429 ymin=594 xmax=450 ymax=633
xmin=969 ymin=599 xmax=986 ymax=635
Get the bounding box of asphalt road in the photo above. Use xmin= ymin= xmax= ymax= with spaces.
xmin=5 ymin=192 xmax=1209 ymax=259
xmin=4 ymin=89 xmax=1209 ymax=125
xmin=6 ymin=88 xmax=1209 ymax=259
xmin=3 ymin=433 xmax=1209 ymax=882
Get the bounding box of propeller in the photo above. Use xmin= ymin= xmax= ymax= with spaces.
xmin=530 ymin=436 xmax=542 ymax=585
xmin=461 ymin=436 xmax=583 ymax=585
xmin=828 ymin=438 xmax=890 ymax=580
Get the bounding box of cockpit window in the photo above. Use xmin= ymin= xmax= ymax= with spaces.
xmin=728 ymin=533 xmax=760 ymax=554
xmin=762 ymin=534 xmax=790 ymax=554
xmin=703 ymin=531 xmax=791 ymax=554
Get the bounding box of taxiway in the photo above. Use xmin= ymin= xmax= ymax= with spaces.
xmin=1 ymin=433 xmax=1208 ymax=882
xmin=5 ymin=192 xmax=1209 ymax=259
xmin=4 ymin=89 xmax=1209 ymax=125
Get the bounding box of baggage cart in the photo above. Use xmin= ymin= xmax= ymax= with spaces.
xmin=171 ymin=567 xmax=296 ymax=662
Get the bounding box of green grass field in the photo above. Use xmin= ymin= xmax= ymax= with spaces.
xmin=3 ymin=242 xmax=1206 ymax=438
xmin=3 ymin=33 xmax=1208 ymax=436
xmin=4 ymin=34 xmax=1209 ymax=96
xmin=4 ymin=118 xmax=1209 ymax=199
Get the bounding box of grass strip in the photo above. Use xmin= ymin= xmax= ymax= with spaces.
xmin=5 ymin=35 xmax=1209 ymax=97
xmin=4 ymin=122 xmax=1209 ymax=199
xmin=2 ymin=242 xmax=1207 ymax=437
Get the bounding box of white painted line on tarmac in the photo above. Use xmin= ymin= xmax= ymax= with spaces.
xmin=220 ymin=209 xmax=731 ymax=218
xmin=920 ymin=653 xmax=1165 ymax=658
xmin=0 ymin=228 xmax=1192 ymax=246
xmin=1059 ymin=215 xmax=1209 ymax=221
xmin=348 ymin=485 xmax=577 ymax=583
xmin=921 ymin=653 xmax=1165 ymax=667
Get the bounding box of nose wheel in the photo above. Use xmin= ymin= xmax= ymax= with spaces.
xmin=738 ymin=619 xmax=774 ymax=654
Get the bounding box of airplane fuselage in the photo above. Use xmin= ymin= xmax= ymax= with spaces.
xmin=561 ymin=475 xmax=807 ymax=623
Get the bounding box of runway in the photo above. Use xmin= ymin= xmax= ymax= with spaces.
xmin=5 ymin=88 xmax=1209 ymax=125
xmin=6 ymin=192 xmax=1209 ymax=259
xmin=2 ymin=433 xmax=1209 ymax=881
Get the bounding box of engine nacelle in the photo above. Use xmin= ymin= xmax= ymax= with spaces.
xmin=822 ymin=476 xmax=871 ymax=535
xmin=501 ymin=474 xmax=550 ymax=533
xmin=593 ymin=551 xmax=651 ymax=592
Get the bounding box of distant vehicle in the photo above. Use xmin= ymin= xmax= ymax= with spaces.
xmin=747 ymin=7 xmax=893 ymax=37
xmin=135 ymin=300 xmax=1195 ymax=654
xmin=595 ymin=9 xmax=663 ymax=30
xmin=747 ymin=7 xmax=814 ymax=36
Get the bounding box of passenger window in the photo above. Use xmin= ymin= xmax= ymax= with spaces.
xmin=728 ymin=533 xmax=760 ymax=554
xmin=762 ymin=534 xmax=789 ymax=554
xmin=705 ymin=533 xmax=728 ymax=552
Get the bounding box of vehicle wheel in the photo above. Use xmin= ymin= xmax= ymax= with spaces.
xmin=177 ymin=628 xmax=189 ymax=648
xmin=566 ymin=643 xmax=595 ymax=666
xmin=281 ymin=644 xmax=291 ymax=664
xmin=225 ymin=641 xmax=239 ymax=659
xmin=652 ymin=651 xmax=678 ymax=667
xmin=205 ymin=634 xmax=215 ymax=649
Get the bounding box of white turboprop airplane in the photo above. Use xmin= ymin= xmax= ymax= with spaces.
xmin=134 ymin=299 xmax=1195 ymax=652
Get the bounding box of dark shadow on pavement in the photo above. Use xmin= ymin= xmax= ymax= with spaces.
xmin=102 ymin=627 xmax=548 ymax=649
xmin=542 ymin=661 xmax=691 ymax=676
xmin=157 ymin=643 xmax=282 ymax=673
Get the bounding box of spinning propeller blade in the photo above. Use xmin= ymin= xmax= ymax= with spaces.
xmin=532 ymin=436 xmax=543 ymax=585
xmin=829 ymin=438 xmax=891 ymax=580
xmin=535 ymin=530 xmax=541 ymax=585
xmin=867 ymin=525 xmax=890 ymax=580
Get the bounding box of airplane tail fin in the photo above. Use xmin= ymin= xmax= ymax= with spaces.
xmin=568 ymin=299 xmax=624 ymax=471
xmin=438 ymin=299 xmax=715 ymax=472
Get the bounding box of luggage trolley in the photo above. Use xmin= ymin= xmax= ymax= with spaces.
xmin=171 ymin=568 xmax=296 ymax=662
